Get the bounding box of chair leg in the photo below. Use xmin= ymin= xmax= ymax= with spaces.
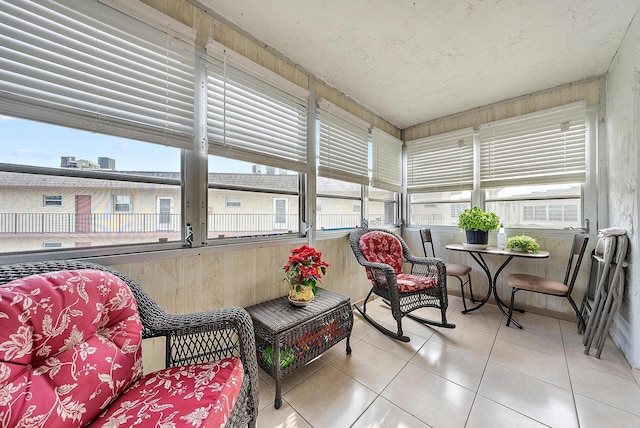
xmin=466 ymin=274 xmax=476 ymax=303
xmin=567 ymin=295 xmax=585 ymax=332
xmin=455 ymin=276 xmax=469 ymax=312
xmin=506 ymin=288 xmax=519 ymax=327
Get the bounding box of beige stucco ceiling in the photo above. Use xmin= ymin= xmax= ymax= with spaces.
xmin=196 ymin=0 xmax=640 ymax=129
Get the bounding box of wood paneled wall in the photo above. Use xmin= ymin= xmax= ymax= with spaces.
xmin=403 ymin=77 xmax=602 ymax=141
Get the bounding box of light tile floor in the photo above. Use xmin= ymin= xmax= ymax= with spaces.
xmin=255 ymin=295 xmax=640 ymax=428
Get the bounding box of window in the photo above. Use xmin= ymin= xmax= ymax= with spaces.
xmin=0 ymin=1 xmax=191 ymax=255
xmin=409 ymin=102 xmax=589 ymax=229
xmin=368 ymin=128 xmax=400 ymax=227
xmin=225 ymin=198 xmax=241 ymax=208
xmin=205 ymin=40 xmax=307 ymax=240
xmin=157 ymin=197 xmax=175 ymax=231
xmin=113 ymin=195 xmax=132 ymax=213
xmin=481 ymin=102 xmax=586 ymax=228
xmin=371 ymin=128 xmax=402 ymax=192
xmin=407 ymin=128 xmax=474 ymax=226
xmin=409 ymin=191 xmax=471 ymax=226
xmin=486 ymin=184 xmax=582 ymax=228
xmin=479 ymin=102 xmax=586 ymax=188
xmin=44 ymin=195 xmax=62 ymax=206
xmin=368 ymin=187 xmax=398 ymax=227
xmin=205 ymin=39 xmax=308 ymax=173
xmin=451 ymin=203 xmax=467 ymax=219
xmin=318 ymin=99 xmax=369 ymax=186
xmin=0 ymin=0 xmax=195 ymax=147
xmin=208 ymin=157 xmax=299 ymax=238
xmin=316 ymin=177 xmax=362 ymax=230
xmin=43 ymin=243 xmax=62 ymax=249
xmin=316 ymin=99 xmax=370 ymax=230
xmin=0 ymin=119 xmax=182 ymax=253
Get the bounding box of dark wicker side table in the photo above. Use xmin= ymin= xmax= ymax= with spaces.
xmin=245 ymin=288 xmax=353 ymax=409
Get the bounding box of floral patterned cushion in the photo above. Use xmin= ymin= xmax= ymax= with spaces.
xmin=359 ymin=231 xmax=404 ymax=278
xmin=396 ymin=273 xmax=437 ymax=292
xmin=91 ymin=358 xmax=244 ymax=427
xmin=0 ymin=269 xmax=143 ymax=427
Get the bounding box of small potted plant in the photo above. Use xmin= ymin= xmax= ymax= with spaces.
xmin=506 ymin=235 xmax=541 ymax=253
xmin=283 ymin=245 xmax=329 ymax=306
xmin=457 ymin=206 xmax=501 ymax=245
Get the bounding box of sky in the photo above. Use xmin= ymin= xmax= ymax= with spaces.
xmin=0 ymin=115 xmax=181 ymax=171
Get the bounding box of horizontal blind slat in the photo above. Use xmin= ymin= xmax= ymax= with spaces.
xmin=0 ymin=0 xmax=195 ymax=147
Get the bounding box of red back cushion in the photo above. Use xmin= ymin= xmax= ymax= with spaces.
xmin=359 ymin=231 xmax=404 ymax=279
xmin=0 ymin=269 xmax=143 ymax=427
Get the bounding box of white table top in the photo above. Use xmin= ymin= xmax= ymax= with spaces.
xmin=445 ymin=243 xmax=550 ymax=259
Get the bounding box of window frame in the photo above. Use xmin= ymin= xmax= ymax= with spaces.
xmin=408 ymin=102 xmax=598 ymax=232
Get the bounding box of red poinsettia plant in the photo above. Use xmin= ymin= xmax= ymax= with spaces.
xmin=283 ymin=245 xmax=329 ymax=297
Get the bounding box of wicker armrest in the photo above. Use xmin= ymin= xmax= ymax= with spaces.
xmin=149 ymin=305 xmax=257 ymax=367
xmin=405 ymin=253 xmax=442 ymax=266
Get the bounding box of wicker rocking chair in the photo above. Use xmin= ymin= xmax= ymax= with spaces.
xmin=0 ymin=260 xmax=259 ymax=428
xmin=349 ymin=228 xmax=455 ymax=342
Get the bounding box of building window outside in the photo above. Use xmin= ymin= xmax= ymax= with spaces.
xmin=450 ymin=203 xmax=467 ymax=219
xmin=225 ymin=198 xmax=241 ymax=208
xmin=44 ymin=195 xmax=62 ymax=206
xmin=113 ymin=195 xmax=132 ymax=213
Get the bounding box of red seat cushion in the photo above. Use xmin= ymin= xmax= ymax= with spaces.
xmin=90 ymin=358 xmax=244 ymax=427
xmin=359 ymin=231 xmax=404 ymax=277
xmin=396 ymin=273 xmax=437 ymax=292
xmin=0 ymin=270 xmax=142 ymax=427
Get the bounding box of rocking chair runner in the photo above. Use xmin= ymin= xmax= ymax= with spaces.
xmin=349 ymin=228 xmax=455 ymax=342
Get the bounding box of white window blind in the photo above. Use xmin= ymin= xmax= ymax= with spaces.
xmin=371 ymin=127 xmax=402 ymax=192
xmin=318 ymin=98 xmax=370 ymax=185
xmin=479 ymin=101 xmax=587 ymax=187
xmin=406 ymin=127 xmax=475 ymax=193
xmin=0 ymin=0 xmax=196 ymax=148
xmin=205 ymin=39 xmax=309 ymax=173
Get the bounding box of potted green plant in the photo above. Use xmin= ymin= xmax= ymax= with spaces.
xmin=457 ymin=207 xmax=501 ymax=245
xmin=506 ymin=235 xmax=540 ymax=253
